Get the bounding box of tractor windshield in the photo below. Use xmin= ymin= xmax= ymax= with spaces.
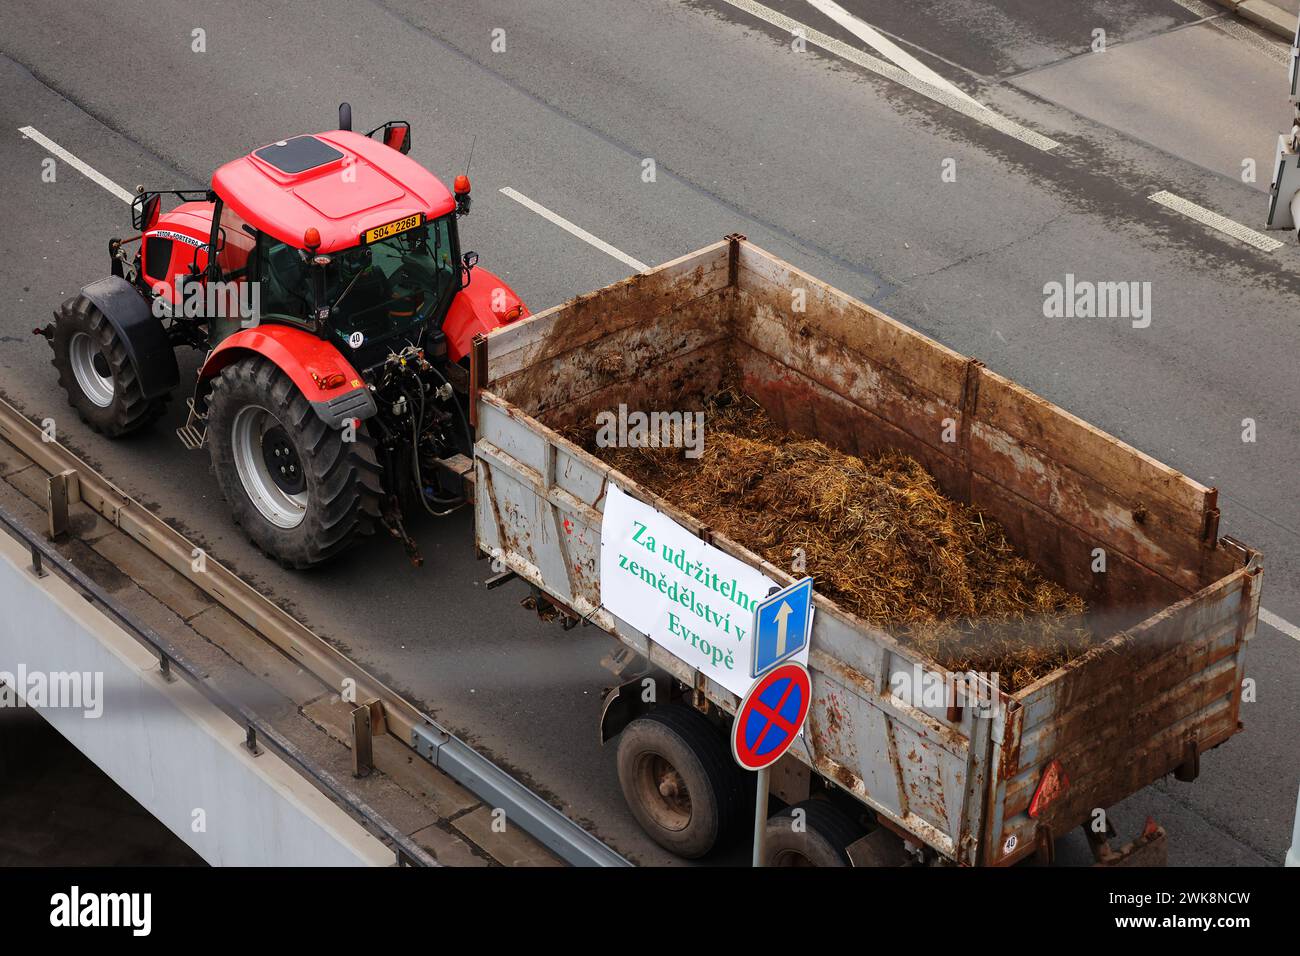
xmin=319 ymin=214 xmax=458 ymax=363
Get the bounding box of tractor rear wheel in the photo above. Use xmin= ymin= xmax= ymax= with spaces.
xmin=205 ymin=356 xmax=383 ymax=568
xmin=50 ymin=294 xmax=169 ymax=436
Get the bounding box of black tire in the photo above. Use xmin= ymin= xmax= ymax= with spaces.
xmin=50 ymin=293 xmax=169 ymax=436
xmin=205 ymin=356 xmax=383 ymax=568
xmin=763 ymin=799 xmax=866 ymax=867
xmin=616 ymin=704 xmax=745 ymax=858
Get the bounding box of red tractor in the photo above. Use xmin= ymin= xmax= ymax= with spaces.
xmin=37 ymin=105 xmax=527 ymax=568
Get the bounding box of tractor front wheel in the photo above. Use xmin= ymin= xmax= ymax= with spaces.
xmin=206 ymin=356 xmax=383 ymax=568
xmin=50 ymin=294 xmax=169 ymax=436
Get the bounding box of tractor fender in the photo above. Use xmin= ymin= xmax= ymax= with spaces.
xmin=78 ymin=276 xmax=179 ymax=400
xmin=198 ymin=325 xmax=377 ymax=429
xmin=442 ymin=268 xmax=529 ymax=363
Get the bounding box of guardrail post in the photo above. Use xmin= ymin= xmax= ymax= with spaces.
xmin=352 ymin=703 xmax=374 ymax=778
xmin=47 ymin=469 xmax=77 ymax=540
xmin=28 ymin=543 xmax=47 ymax=578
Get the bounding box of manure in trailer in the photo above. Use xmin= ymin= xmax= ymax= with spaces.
xmin=575 ymin=390 xmax=1096 ymax=693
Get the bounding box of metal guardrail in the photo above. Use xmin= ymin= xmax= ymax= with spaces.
xmin=0 ymin=397 xmax=631 ymax=867
xmin=0 ymin=500 xmax=439 ymax=868
xmin=411 ymin=724 xmax=631 ymax=867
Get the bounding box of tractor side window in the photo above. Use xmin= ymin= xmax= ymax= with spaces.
xmin=143 ymin=236 xmax=173 ymax=283
xmin=257 ymin=233 xmax=313 ymax=320
xmin=216 ymin=206 xmax=254 ymax=281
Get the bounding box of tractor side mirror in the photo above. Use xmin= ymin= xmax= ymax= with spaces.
xmin=133 ymin=193 xmax=161 ymax=232
xmin=460 ymin=251 xmax=479 ymax=289
xmin=382 ymin=122 xmax=411 ymax=154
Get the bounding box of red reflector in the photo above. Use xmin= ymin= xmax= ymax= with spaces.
xmin=311 ymin=371 xmax=346 ymax=391
xmin=1028 ymin=759 xmax=1069 ymax=818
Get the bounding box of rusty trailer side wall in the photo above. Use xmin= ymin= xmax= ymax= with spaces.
xmin=988 ymin=558 xmax=1259 ymax=864
xmin=484 ymin=242 xmax=733 ymax=421
xmin=473 ymin=238 xmax=1258 ymax=865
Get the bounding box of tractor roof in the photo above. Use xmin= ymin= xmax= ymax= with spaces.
xmin=211 ymin=130 xmax=455 ymax=253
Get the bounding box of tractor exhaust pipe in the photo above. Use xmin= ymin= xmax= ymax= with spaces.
xmin=339 ymin=102 xmax=352 ymax=132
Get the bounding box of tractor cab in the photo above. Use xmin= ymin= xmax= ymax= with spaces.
xmin=134 ymin=124 xmax=480 ymax=370
xmin=207 ymin=129 xmax=474 ymax=369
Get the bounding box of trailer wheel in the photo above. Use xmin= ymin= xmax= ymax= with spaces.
xmin=617 ymin=704 xmax=744 ymax=858
xmin=50 ymin=294 xmax=169 ymax=436
xmin=763 ymin=799 xmax=865 ymax=867
xmin=206 ymin=356 xmax=383 ymax=568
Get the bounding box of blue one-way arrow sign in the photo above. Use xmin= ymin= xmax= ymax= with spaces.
xmin=751 ymin=577 xmax=814 ymax=678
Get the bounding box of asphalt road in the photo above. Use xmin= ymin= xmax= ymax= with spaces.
xmin=0 ymin=0 xmax=1296 ymax=866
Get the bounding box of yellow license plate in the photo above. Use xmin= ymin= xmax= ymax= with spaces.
xmin=361 ymin=213 xmax=424 ymax=245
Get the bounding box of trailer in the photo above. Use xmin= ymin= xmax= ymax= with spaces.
xmin=470 ymin=235 xmax=1261 ymax=866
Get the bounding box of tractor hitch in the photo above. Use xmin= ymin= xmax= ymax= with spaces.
xmin=382 ymin=498 xmax=423 ymax=567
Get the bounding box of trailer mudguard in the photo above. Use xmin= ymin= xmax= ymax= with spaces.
xmin=79 ymin=276 xmax=180 ymax=400
xmin=198 ymin=325 xmax=377 ymax=428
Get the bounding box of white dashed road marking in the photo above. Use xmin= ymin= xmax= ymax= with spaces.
xmin=500 ymin=187 xmax=649 ymax=272
xmin=18 ymin=126 xmax=134 ymax=203
xmin=722 ymin=3 xmax=1286 ymax=251
xmin=718 ymin=0 xmax=1060 ymax=151
xmin=1149 ymin=190 xmax=1284 ymax=252
xmin=805 ymin=0 xmax=986 ymax=109
xmin=1261 ymin=608 xmax=1300 ymax=644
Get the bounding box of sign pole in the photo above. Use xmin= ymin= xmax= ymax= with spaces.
xmin=752 ymin=766 xmax=770 ymax=867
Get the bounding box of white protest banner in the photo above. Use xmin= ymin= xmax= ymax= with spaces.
xmin=600 ymin=483 xmax=777 ymax=698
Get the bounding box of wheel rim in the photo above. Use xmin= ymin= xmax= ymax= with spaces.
xmin=69 ymin=333 xmax=114 ymax=408
xmin=633 ymin=752 xmax=693 ymax=832
xmin=231 ymin=405 xmax=307 ymax=529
